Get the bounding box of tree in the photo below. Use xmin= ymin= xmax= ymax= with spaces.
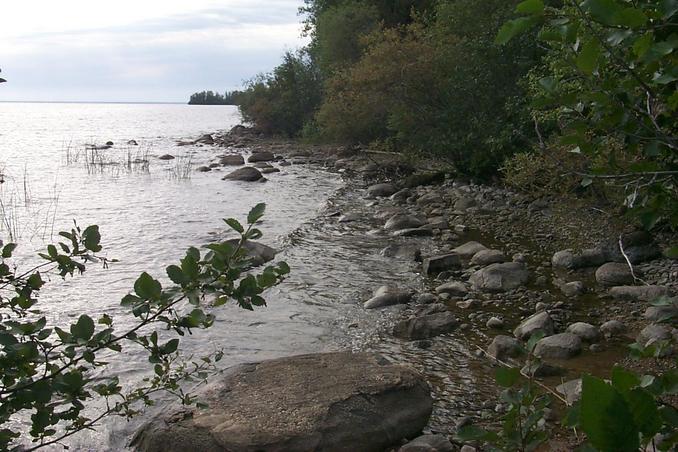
xmin=0 ymin=204 xmax=289 ymax=450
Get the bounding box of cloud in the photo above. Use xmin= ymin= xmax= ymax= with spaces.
xmin=0 ymin=1 xmax=309 ymax=102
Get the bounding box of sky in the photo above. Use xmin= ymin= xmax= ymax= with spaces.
xmin=0 ymin=0 xmax=309 ymax=102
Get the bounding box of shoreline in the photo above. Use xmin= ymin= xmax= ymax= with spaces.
xmin=136 ymin=126 xmax=678 ymax=450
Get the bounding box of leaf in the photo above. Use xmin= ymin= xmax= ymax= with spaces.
xmin=580 ymin=375 xmax=639 ymax=452
xmin=583 ymin=0 xmax=622 ymax=25
xmin=2 ymin=243 xmax=17 ymax=258
xmin=496 ymin=367 xmax=521 ymax=388
xmin=625 ymin=388 xmax=661 ymax=436
xmin=134 ymin=272 xmax=162 ymax=300
xmin=496 ymin=17 xmax=539 ymax=45
xmin=516 ymin=0 xmax=544 ymax=14
xmin=247 ymin=203 xmax=266 ymax=224
xmin=577 ymin=39 xmax=602 ymax=74
xmin=224 ymin=218 xmax=244 ymax=234
xmin=611 ymin=366 xmax=640 ymax=393
xmin=82 ymin=225 xmax=102 ymax=252
xmin=166 ymin=265 xmax=188 ymax=285
xmin=70 ymin=315 xmax=95 ymax=341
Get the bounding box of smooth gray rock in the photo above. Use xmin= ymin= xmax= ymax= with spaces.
xmin=224 ymin=239 xmax=276 ymax=267
xmin=393 ymin=312 xmax=458 ymax=340
xmin=423 ymin=254 xmax=461 ymax=275
xmin=560 ymin=281 xmax=585 ymax=297
xmin=435 ymin=281 xmax=468 ymax=297
xmin=454 ymin=197 xmax=476 ymax=210
xmin=158 ymin=154 xmax=175 ymax=160
xmin=220 ymin=154 xmax=245 ymax=165
xmin=380 ymin=244 xmax=422 ymax=261
xmin=398 ymin=434 xmax=454 ymax=452
xmin=486 ymin=317 xmax=505 ymax=329
xmin=132 ymin=353 xmax=432 ymax=452
xmin=595 ymin=262 xmax=635 ymax=286
xmin=453 ymin=241 xmax=488 ymax=258
xmin=260 ymin=167 xmax=280 ymax=174
xmin=556 ymin=379 xmax=582 ymax=404
xmin=513 ymin=312 xmax=555 ymax=341
xmin=367 ymin=183 xmax=398 ymax=198
xmin=636 ymin=324 xmax=676 ymax=352
xmin=487 ymin=335 xmax=523 ymax=361
xmin=604 ymin=231 xmax=661 ymax=264
xmin=469 ymin=262 xmax=530 ymax=292
xmin=534 ymin=333 xmax=582 ymax=359
xmin=364 ymin=286 xmax=414 ymax=309
xmin=223 ymin=167 xmax=264 ymax=182
xmin=610 ymin=285 xmax=673 ymax=301
xmin=393 ymin=227 xmax=433 ymax=237
xmin=471 ymin=249 xmax=507 ymax=266
xmin=522 ymin=361 xmax=566 ymax=378
xmin=338 ymin=213 xmax=361 ymax=223
xmin=247 ymin=151 xmax=275 ymax=163
xmin=416 ymin=192 xmax=444 ymax=206
xmin=385 ymin=214 xmax=425 ymax=231
xmin=600 ymin=320 xmax=626 ymax=338
xmin=644 ymin=305 xmax=678 ymax=323
xmin=551 ymin=248 xmax=606 ymax=269
xmin=566 ymin=322 xmax=601 ymax=343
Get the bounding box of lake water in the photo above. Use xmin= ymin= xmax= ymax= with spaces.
xmin=0 ymin=103 xmax=482 ymax=450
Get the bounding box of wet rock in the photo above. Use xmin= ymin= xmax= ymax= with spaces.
xmin=247 ymin=151 xmax=275 ymax=163
xmin=533 ymin=333 xmax=582 ymax=359
xmin=196 ymin=134 xmax=214 ymax=145
xmin=487 ymin=335 xmax=523 ymax=361
xmin=416 ymin=192 xmax=444 ymax=206
xmin=385 ymin=214 xmax=425 ymax=231
xmin=393 ymin=227 xmax=433 ymax=237
xmin=393 ymin=312 xmax=458 ymax=340
xmin=196 ymin=166 xmax=211 ymax=172
xmin=398 ymin=434 xmax=454 ymax=452
xmin=401 ymin=171 xmax=446 ymax=189
xmin=456 ymin=299 xmax=480 ymax=309
xmin=364 ymin=286 xmax=414 ymax=309
xmin=566 ymin=322 xmax=601 ymax=343
xmin=454 ymin=197 xmax=477 ymax=210
xmin=551 ymin=248 xmax=606 ymax=269
xmin=636 ymin=324 xmax=676 ymax=353
xmin=560 ymin=281 xmax=585 ymax=297
xmin=595 ymin=262 xmax=635 ymax=286
xmin=224 ymin=240 xmax=276 ymax=267
xmin=367 ymin=183 xmax=398 ymax=198
xmin=132 ymin=352 xmax=432 ymax=452
xmin=220 ymin=154 xmax=245 ymax=165
xmin=158 ymin=154 xmax=175 ymax=160
xmin=513 ymin=312 xmax=555 ymax=341
xmin=435 ymin=281 xmax=468 ymax=297
xmin=416 ymin=293 xmax=438 ymax=304
xmin=609 ymin=285 xmax=673 ymax=301
xmin=128 ymin=139 xmax=138 ymax=145
xmin=469 ymin=262 xmax=530 ymax=292
xmin=338 ymin=212 xmax=361 ymax=223
xmin=486 ymin=317 xmax=505 ymax=329
xmin=522 ymin=361 xmax=566 ymax=378
xmin=471 ymin=249 xmax=507 ymax=266
xmin=260 ymin=167 xmax=280 ymax=174
xmin=644 ymin=304 xmax=678 ymax=323
xmin=423 ymin=254 xmax=461 ymax=276
xmin=556 ymin=379 xmax=582 ymax=404
xmin=453 ymin=241 xmax=488 ymax=258
xmin=223 ymin=167 xmax=264 ymax=182
xmin=460 ymin=446 xmax=477 ymax=452
xmin=427 ymin=216 xmax=449 ymax=230
xmin=600 ymin=320 xmax=626 ymax=338
xmin=381 ymin=244 xmax=422 ymax=261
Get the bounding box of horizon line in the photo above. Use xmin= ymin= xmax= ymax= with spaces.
xmin=0 ymin=100 xmax=237 ymax=105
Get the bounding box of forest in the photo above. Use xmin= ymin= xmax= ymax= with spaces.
xmin=188 ymin=90 xmax=243 ymax=105
xmin=237 ymin=0 xmax=677 ymax=230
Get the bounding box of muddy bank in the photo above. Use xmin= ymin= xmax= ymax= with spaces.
xmin=182 ymin=126 xmax=678 ymax=449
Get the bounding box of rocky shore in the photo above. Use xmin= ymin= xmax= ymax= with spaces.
xmin=135 ymin=126 xmax=677 ymax=451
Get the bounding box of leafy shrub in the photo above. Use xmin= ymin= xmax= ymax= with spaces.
xmin=0 ymin=204 xmax=289 ymax=450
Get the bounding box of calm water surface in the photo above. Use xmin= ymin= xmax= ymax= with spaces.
xmin=0 ymin=103 xmax=484 ymax=449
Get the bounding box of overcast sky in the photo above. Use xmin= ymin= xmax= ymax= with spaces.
xmin=0 ymin=0 xmax=308 ymax=102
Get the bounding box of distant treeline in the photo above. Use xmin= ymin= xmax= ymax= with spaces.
xmin=188 ymin=90 xmax=243 ymax=105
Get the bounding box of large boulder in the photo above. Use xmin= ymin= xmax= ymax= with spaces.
xmin=393 ymin=312 xmax=458 ymax=340
xmin=513 ymin=312 xmax=555 ymax=341
xmin=422 ymin=254 xmax=461 ymax=275
xmin=223 ymin=167 xmax=264 ymax=182
xmin=367 ymin=183 xmax=398 ymax=198
xmin=364 ymin=286 xmax=414 ymax=309
xmin=595 ymin=263 xmax=635 ymax=286
xmin=469 ymin=262 xmax=530 ymax=292
xmin=248 ymin=151 xmax=275 ymax=163
xmin=385 ymin=214 xmax=425 ymax=231
xmin=533 ymin=333 xmax=582 ymax=359
xmin=132 ymin=353 xmax=432 ymax=452
xmin=225 ymin=240 xmax=276 ymax=267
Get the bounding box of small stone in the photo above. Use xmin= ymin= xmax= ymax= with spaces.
xmin=609 ymin=285 xmax=673 ymax=301
xmin=566 ymin=322 xmax=601 ymax=343
xmin=533 ymin=333 xmax=582 ymax=359
xmin=556 ymin=379 xmax=582 ymax=404
xmin=398 ymin=434 xmax=454 ymax=452
xmin=423 ymin=254 xmax=461 ymax=275
xmin=595 ymin=262 xmax=635 ymax=286
xmin=560 ymin=281 xmax=585 ymax=297
xmin=513 ymin=312 xmax=555 ymax=341
xmin=487 ymin=335 xmax=522 ymax=361
xmin=600 ymin=320 xmax=626 ymax=338
xmin=471 ymin=249 xmax=507 ymax=266
xmin=644 ymin=304 xmax=678 ymax=323
xmin=435 ymin=281 xmax=468 ymax=297
xmin=486 ymin=317 xmax=505 ymax=329
xmin=453 ymin=241 xmax=489 ymax=258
